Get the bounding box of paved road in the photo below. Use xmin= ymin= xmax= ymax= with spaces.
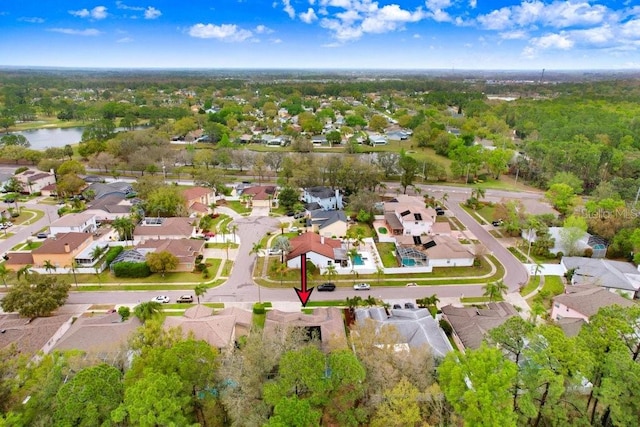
xmin=0 ymin=198 xmax=60 ymax=255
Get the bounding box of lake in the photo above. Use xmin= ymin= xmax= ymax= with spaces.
xmin=8 ymin=127 xmax=84 ymax=150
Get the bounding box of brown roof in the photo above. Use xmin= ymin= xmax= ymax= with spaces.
xmin=136 ymin=238 xmax=204 ymax=264
xmin=242 ymin=185 xmax=276 ymax=201
xmin=182 ymin=186 xmax=212 ymax=201
xmin=163 ymin=307 xmax=253 ymax=348
xmin=0 ymin=313 xmax=73 ymax=355
xmin=286 ymin=232 xmax=342 ymax=261
xmin=189 ymin=201 xmax=209 ymax=213
xmin=54 ymin=313 xmax=142 ymax=353
xmin=556 ymin=317 xmax=586 ymax=337
xmin=553 ymin=285 xmax=636 ymax=318
xmin=263 ymin=308 xmax=347 ymax=350
xmin=33 ymin=232 xmax=92 ymax=255
xmin=430 ymin=222 xmax=451 ymax=235
xmin=441 ymin=302 xmax=518 ymax=349
xmin=134 ymin=217 xmax=195 ymax=237
xmin=5 ymin=252 xmax=35 ymax=266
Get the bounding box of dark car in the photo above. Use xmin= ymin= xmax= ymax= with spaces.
xmin=435 ymin=207 xmax=445 ymax=216
xmin=492 ymin=219 xmax=504 ymax=226
xmin=317 ymin=282 xmax=336 ymax=292
xmin=36 ymin=232 xmax=48 ymax=239
xmin=392 ymin=304 xmax=402 ymax=309
xmin=405 ymin=302 xmax=416 ymax=309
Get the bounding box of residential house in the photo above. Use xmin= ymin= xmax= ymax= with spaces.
xmin=53 ymin=312 xmax=142 ymax=355
xmin=136 ymin=238 xmax=205 ymax=272
xmin=311 ymin=135 xmax=328 ymax=145
xmin=384 ymin=195 xmax=436 ymax=236
xmin=308 ymin=209 xmax=348 ymax=238
xmin=368 ymin=134 xmax=388 ymax=145
xmin=263 ymin=308 xmax=348 ymax=351
xmin=522 ymin=227 xmax=607 ymax=258
xmin=241 ymin=185 xmax=277 ymax=208
xmin=0 ymin=173 xmax=13 ymax=192
xmin=286 ymin=232 xmax=347 ymax=269
xmin=49 ymin=213 xmax=98 ymax=235
xmin=31 ymin=232 xmax=98 ymax=269
xmin=0 ymin=312 xmax=74 ymax=355
xmin=395 ymin=234 xmax=474 ymax=267
xmin=164 ymin=305 xmax=252 ymax=349
xmin=561 ymin=256 xmax=640 ymax=299
xmin=133 ymin=217 xmax=196 ymax=244
xmin=15 ymin=169 xmax=56 ymax=194
xmin=40 ymin=183 xmax=57 ymax=197
xmin=551 ymin=284 xmax=636 ymax=323
xmin=441 ymin=302 xmax=519 ymax=350
xmin=84 ymin=195 xmax=134 ymax=221
xmin=302 ymin=186 xmax=343 ymax=211
xmin=355 ymin=307 xmax=453 ymax=358
xmin=386 ymin=130 xmax=408 ymax=141
xmin=85 ymin=181 xmax=133 ymax=200
xmin=182 ymin=186 xmax=215 ymax=215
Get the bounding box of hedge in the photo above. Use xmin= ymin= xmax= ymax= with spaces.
xmin=105 ymin=246 xmax=124 ymax=265
xmin=113 ymin=261 xmax=151 ymax=278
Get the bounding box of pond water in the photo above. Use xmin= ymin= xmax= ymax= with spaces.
xmin=7 ymin=127 xmax=84 ymax=150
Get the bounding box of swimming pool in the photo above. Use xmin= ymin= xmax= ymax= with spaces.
xmin=352 ymin=254 xmax=364 ymax=266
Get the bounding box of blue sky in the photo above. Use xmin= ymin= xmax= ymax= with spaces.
xmin=1 ymin=1 xmax=639 ymax=69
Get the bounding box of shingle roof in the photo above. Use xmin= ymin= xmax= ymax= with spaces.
xmin=441 ymin=302 xmax=518 ymax=349
xmin=5 ymin=252 xmax=35 ymax=266
xmin=242 ymin=185 xmax=276 ymax=201
xmin=263 ymin=308 xmax=347 ymax=350
xmin=562 ymin=256 xmax=640 ymax=291
xmin=50 ymin=213 xmax=95 ymax=228
xmin=309 ymin=209 xmax=347 ymax=229
xmin=182 ymin=186 xmax=212 ymax=201
xmin=554 ymin=285 xmax=636 ymax=318
xmin=305 ymin=186 xmax=335 ymax=199
xmin=136 ymin=238 xmax=204 ymax=264
xmin=134 ymin=217 xmax=195 ymax=237
xmin=33 ymin=232 xmax=92 ymax=255
xmin=286 ymin=232 xmax=342 ymax=261
xmin=87 ymin=195 xmax=132 ymax=214
xmin=54 ymin=313 xmax=142 ymax=353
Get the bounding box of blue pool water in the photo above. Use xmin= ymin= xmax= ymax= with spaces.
xmin=353 ymin=254 xmax=364 ymax=265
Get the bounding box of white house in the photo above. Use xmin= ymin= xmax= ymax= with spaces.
xmin=384 ymin=195 xmax=436 ymax=236
xmin=285 ymin=232 xmax=347 ymax=269
xmin=302 ymin=187 xmax=343 ymax=211
xmin=49 ymin=213 xmax=98 ymax=235
xmin=15 ymin=169 xmax=56 ymax=194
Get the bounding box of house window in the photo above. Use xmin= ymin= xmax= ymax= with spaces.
xmin=327 ymin=260 xmax=332 ymax=266
xmin=554 ymin=303 xmax=559 ymax=308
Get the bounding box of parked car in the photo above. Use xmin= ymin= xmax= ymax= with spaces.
xmin=392 ymin=304 xmax=402 ymax=309
xmin=492 ymin=219 xmax=504 ymax=226
xmin=177 ymin=295 xmax=194 ymax=303
xmin=268 ymin=248 xmax=283 ymax=256
xmin=405 ymin=302 xmax=416 ymax=309
xmin=406 ymin=282 xmax=418 ymax=287
xmin=151 ymin=295 xmax=170 ymax=304
xmin=294 ymin=212 xmax=306 ymax=219
xmin=435 ymin=207 xmax=445 ymax=216
xmin=353 ymin=283 xmax=371 ymax=291
xmin=36 ymin=232 xmax=48 ymax=239
xmin=317 ymin=282 xmax=336 ymax=292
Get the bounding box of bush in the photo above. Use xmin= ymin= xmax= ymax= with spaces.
xmin=118 ymin=306 xmax=130 ymax=321
xmin=195 ymin=254 xmax=204 ymax=263
xmin=105 ymin=246 xmax=124 ymax=265
xmin=113 ymin=262 xmax=151 ymax=278
xmin=253 ymin=303 xmax=266 ymax=314
xmin=583 ymin=247 xmax=593 ymax=258
xmin=439 ymin=319 xmax=453 ymax=336
xmin=195 ymin=262 xmax=206 ymax=272
xmin=14 ymin=166 xmax=28 ymax=175
xmin=556 ymin=251 xmax=564 ymax=259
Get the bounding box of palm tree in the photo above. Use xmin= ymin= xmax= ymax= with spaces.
xmin=112 ymin=216 xmax=135 ymax=243
xmin=0 ymin=263 xmax=11 ymax=288
xmin=16 ymin=264 xmax=32 ymax=280
xmin=272 ymin=235 xmax=292 ymax=263
xmin=532 ymin=261 xmax=543 ymax=277
xmin=346 ymin=296 xmax=362 ymax=313
xmin=483 ymin=279 xmax=508 ymax=302
xmin=66 ymin=261 xmax=79 ymax=287
xmin=375 ymin=265 xmax=384 ymax=286
xmin=471 ymin=187 xmax=486 ymax=202
xmin=530 ymin=301 xmax=546 ymax=324
xmin=249 ymin=242 xmax=264 ymax=302
xmin=43 ymin=259 xmax=57 ymax=274
xmin=230 ymin=224 xmax=238 ymax=243
xmin=324 ymin=263 xmax=338 ymax=284
xmin=223 ymin=240 xmax=233 ymax=260
xmin=273 ymin=261 xmax=288 ymax=287
xmin=133 ymin=301 xmax=163 ymax=323
xmin=441 ymin=192 xmax=449 ymax=206
xmin=364 ymin=296 xmax=378 ymax=307
xmin=219 ymin=222 xmax=230 ymax=243
xmin=91 ymin=245 xmax=105 ymax=262
xmin=194 ymin=283 xmax=208 ymax=304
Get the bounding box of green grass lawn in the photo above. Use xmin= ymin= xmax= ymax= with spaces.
xmin=11 ymin=241 xmax=43 ymax=251
xmin=376 ymin=242 xmax=399 ymax=268
xmin=528 ymin=275 xmax=566 ymax=309
xmin=0 ymin=232 xmax=15 ymax=240
xmin=12 ymin=209 xmax=45 ymax=225
xmin=508 ymin=247 xmax=528 ymax=263
xmin=447 ymin=216 xmax=466 ymax=231
xmin=205 ymin=242 xmax=240 ymax=249
xmin=348 ymin=222 xmax=376 ymax=239
xmin=461 ymin=296 xmax=504 ymax=303
xmin=223 ymin=200 xmax=251 ymax=214
xmin=475 ymin=204 xmax=497 ymax=223
xmin=520 ymin=275 xmax=541 ymax=296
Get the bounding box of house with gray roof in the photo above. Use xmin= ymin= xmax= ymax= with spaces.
xmin=441 ymin=302 xmax=518 ymax=350
xmin=84 ymin=195 xmax=134 ymax=221
xmin=263 ymin=307 xmax=348 ymax=351
xmin=86 ymin=181 xmax=133 ymax=200
xmin=561 ymin=256 xmax=640 ymax=299
xmin=551 ymin=284 xmax=636 ymax=323
xmin=308 ymin=209 xmax=348 ymax=238
xmin=355 ymin=307 xmax=453 ymax=358
xmin=302 ymin=186 xmax=343 ymax=210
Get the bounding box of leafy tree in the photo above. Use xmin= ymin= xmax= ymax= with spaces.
xmin=56 ymin=173 xmax=86 ymax=198
xmin=438 ymin=345 xmax=518 ymax=427
xmin=112 ymin=371 xmax=192 ymax=427
xmin=144 ymin=186 xmax=187 ymax=217
xmin=368 ymin=114 xmax=388 ymax=132
xmin=57 ymin=159 xmax=86 ymax=176
xmin=371 ymin=378 xmax=422 ymax=427
xmin=146 ymin=251 xmax=179 ymax=277
xmin=485 ymin=148 xmax=513 ymax=179
xmin=278 ymin=186 xmax=300 ymax=211
xmin=267 ymin=396 xmax=321 ymax=427
xmin=0 ymin=133 xmax=30 ymax=147
xmin=118 ymin=306 xmax=131 ymax=321
xmin=1 ymin=273 xmax=70 ymax=318
xmin=54 ymin=364 xmax=124 ymax=427
xmin=82 ymin=118 xmax=115 ymax=142
xmin=545 ymin=183 xmax=579 ymax=215
xmin=549 ymin=171 xmax=584 ymax=194
xmin=559 ymin=215 xmax=588 ymax=256
xmin=398 ymin=151 xmax=419 ymax=194
xmin=325 ymin=130 xmax=342 ymax=146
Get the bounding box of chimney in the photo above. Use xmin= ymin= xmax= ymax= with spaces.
xmin=321 ymin=235 xmax=325 ymax=245
xmin=64 ymin=243 xmax=70 ymax=253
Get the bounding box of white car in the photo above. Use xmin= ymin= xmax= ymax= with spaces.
xmin=151 ymin=295 xmax=170 ymax=304
xmin=353 ymin=283 xmax=371 ymax=291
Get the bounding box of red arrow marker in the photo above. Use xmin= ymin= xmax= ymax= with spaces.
xmin=295 ymin=253 xmax=314 ymax=307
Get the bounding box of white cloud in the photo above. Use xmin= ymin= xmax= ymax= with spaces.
xmin=469 ymin=0 xmax=477 ymax=8
xmin=117 ymin=37 xmax=133 ymax=43
xmin=300 ymin=8 xmax=318 ymax=24
xmin=188 ymin=23 xmax=253 ymax=42
xmin=476 ymin=8 xmax=511 ymax=31
xmin=69 ymin=6 xmax=108 ymax=20
xmin=49 ymin=28 xmax=102 ymax=36
xmin=413 ymin=33 xmax=421 ymax=38
xmin=144 ymin=7 xmax=162 ymax=20
xmin=255 ymin=25 xmax=274 ymax=34
xmin=282 ymin=0 xmax=296 ymax=19
xmin=116 ymin=1 xmax=144 ymax=11
xmin=19 ymin=17 xmax=45 ymax=24
xmin=500 ymin=30 xmax=528 ymax=40
xmin=425 ymin=0 xmax=452 ymax=11
xmin=530 ymin=32 xmax=575 ymax=50
xmin=271 ymin=38 xmax=283 ymax=43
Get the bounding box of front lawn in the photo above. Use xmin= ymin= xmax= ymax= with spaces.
xmin=376 ymin=242 xmax=399 ymax=268
xmin=348 ymin=222 xmax=376 ymax=239
xmin=520 ymin=275 xmax=541 ymax=297
xmin=222 ymin=200 xmax=251 ymax=215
